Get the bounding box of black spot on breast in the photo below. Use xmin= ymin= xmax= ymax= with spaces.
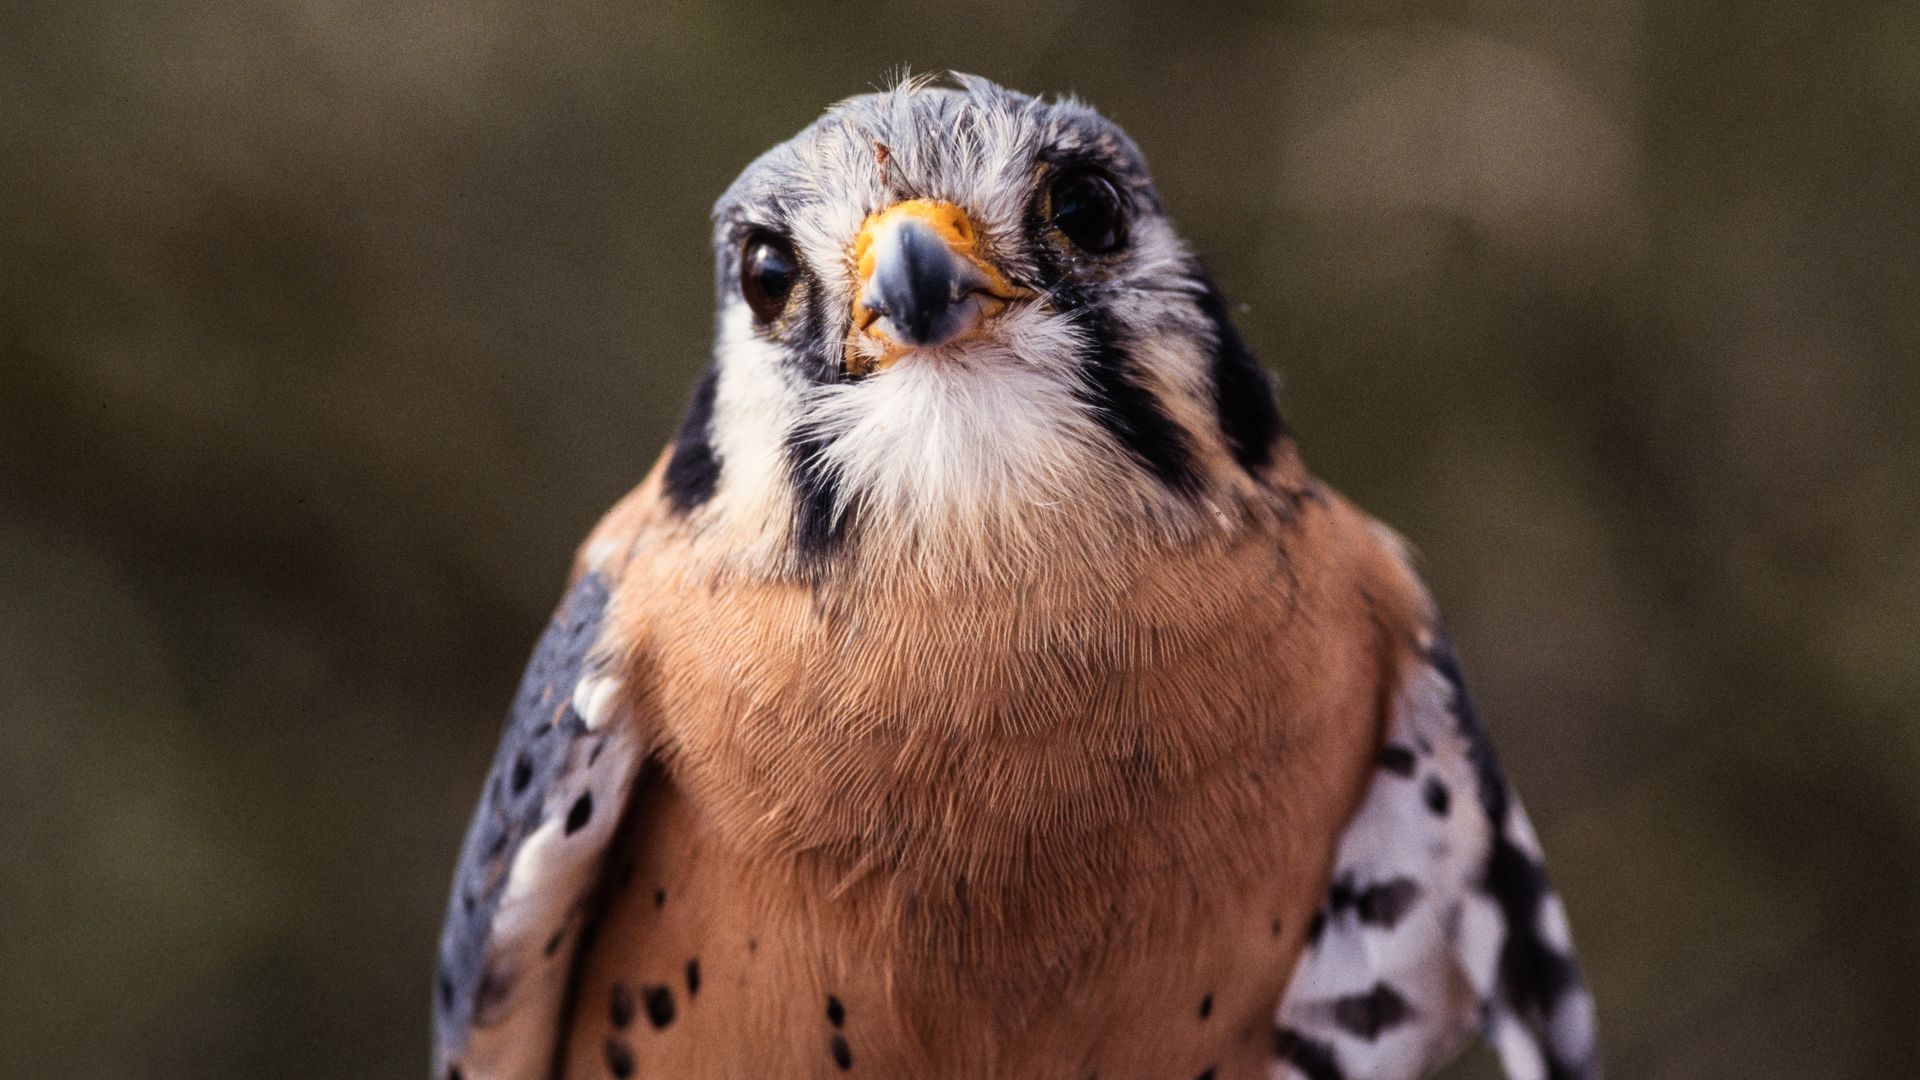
xmin=475 ymin=965 xmax=513 ymax=1014
xmin=1195 ymin=1069 xmax=1217 ymax=1080
xmin=1424 ymin=777 xmax=1451 ymax=817
xmin=604 ymin=1035 xmax=634 ymax=1078
xmin=830 ymin=1034 xmax=853 ymax=1070
xmin=1378 ymin=744 xmax=1416 ymax=777
xmin=1274 ymin=1028 xmax=1344 ymax=1080
xmin=1270 ymin=917 xmax=1283 ymax=937
xmin=642 ymin=984 xmax=676 ymax=1029
xmin=685 ymin=958 xmax=701 ymax=997
xmin=1332 ymin=983 xmax=1412 ymax=1041
xmin=1198 ymin=993 xmax=1213 ymax=1020
xmin=1193 ymin=272 xmax=1285 ymax=472
xmin=565 ymin=792 xmax=594 ymax=835
xmin=446 ymin=1067 xmax=463 ymax=1080
xmin=654 ymin=888 xmax=666 ymax=908
xmin=664 ymin=365 xmax=722 ymax=513
xmin=610 ymin=982 xmax=635 ymax=1029
xmin=826 ymin=994 xmax=845 ymax=1027
xmin=509 ymin=753 xmax=533 ymax=793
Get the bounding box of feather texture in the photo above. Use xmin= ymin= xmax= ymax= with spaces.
xmin=432 ymin=571 xmax=647 ymax=1080
xmin=1274 ymin=628 xmax=1599 ymax=1080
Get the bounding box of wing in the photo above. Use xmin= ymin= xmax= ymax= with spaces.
xmin=1273 ymin=625 xmax=1599 ymax=1080
xmin=431 ymin=568 xmax=648 ymax=1080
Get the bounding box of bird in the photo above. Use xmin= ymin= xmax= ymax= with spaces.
xmin=430 ymin=73 xmax=1598 ymax=1080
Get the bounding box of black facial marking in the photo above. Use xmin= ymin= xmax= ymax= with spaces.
xmin=641 ymin=984 xmax=676 ymax=1030
xmin=1193 ymin=273 xmax=1285 ymax=472
xmin=1331 ymin=983 xmax=1412 ymax=1041
xmin=1424 ymin=776 xmax=1451 ymax=817
xmin=1022 ymin=222 xmax=1202 ymax=495
xmin=1273 ymin=1028 xmax=1344 ymax=1080
xmin=610 ymin=982 xmax=635 ymax=1029
xmin=1378 ymin=744 xmax=1416 ymax=777
xmin=565 ymin=792 xmax=594 ymax=835
xmin=604 ymin=1035 xmax=634 ymax=1079
xmin=1067 ymin=300 xmax=1200 ymax=492
xmin=793 ymin=255 xmax=853 ymax=384
xmin=664 ymin=365 xmax=723 ymax=513
xmin=826 ymin=994 xmax=846 ymax=1027
xmin=685 ymin=958 xmax=701 ymax=997
xmin=1083 ymin=339 xmax=1200 ymax=491
xmin=787 ymin=422 xmax=855 ymax=565
xmin=1198 ymin=993 xmax=1213 ymax=1020
xmin=830 ymin=1034 xmax=854 ymax=1070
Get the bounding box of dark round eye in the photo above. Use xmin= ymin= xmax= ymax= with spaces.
xmin=1048 ymin=168 xmax=1127 ymax=254
xmin=740 ymin=231 xmax=798 ymax=322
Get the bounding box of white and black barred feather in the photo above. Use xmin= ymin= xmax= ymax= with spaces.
xmin=431 ymin=571 xmax=646 ymax=1080
xmin=1274 ymin=627 xmax=1598 ymax=1080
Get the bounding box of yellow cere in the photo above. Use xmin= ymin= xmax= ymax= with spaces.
xmin=847 ymin=199 xmax=1028 ymax=370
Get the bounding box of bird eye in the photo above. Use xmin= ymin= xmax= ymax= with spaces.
xmin=740 ymin=231 xmax=798 ymax=322
xmin=1048 ymin=168 xmax=1127 ymax=254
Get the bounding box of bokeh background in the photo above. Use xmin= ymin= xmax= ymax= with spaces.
xmin=3 ymin=1 xmax=1916 ymax=1076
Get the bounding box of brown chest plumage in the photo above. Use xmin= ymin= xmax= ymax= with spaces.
xmin=557 ymin=474 xmax=1423 ymax=1079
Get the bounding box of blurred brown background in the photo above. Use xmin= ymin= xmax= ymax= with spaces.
xmin=2 ymin=1 xmax=1916 ymax=1077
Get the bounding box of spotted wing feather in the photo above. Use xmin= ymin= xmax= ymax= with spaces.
xmin=432 ymin=570 xmax=646 ymax=1080
xmin=1274 ymin=628 xmax=1599 ymax=1080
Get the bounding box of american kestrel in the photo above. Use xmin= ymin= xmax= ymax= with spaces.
xmin=432 ymin=74 xmax=1597 ymax=1080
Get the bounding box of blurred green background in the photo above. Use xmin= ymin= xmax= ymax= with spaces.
xmin=3 ymin=1 xmax=1916 ymax=1076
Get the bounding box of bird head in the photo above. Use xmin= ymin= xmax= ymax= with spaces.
xmin=673 ymin=74 xmax=1292 ymax=581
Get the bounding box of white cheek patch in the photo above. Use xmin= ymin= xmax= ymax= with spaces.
xmin=708 ymin=304 xmax=806 ymax=535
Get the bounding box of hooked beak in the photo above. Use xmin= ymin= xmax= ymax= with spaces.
xmin=848 ymin=199 xmax=1029 ymax=372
